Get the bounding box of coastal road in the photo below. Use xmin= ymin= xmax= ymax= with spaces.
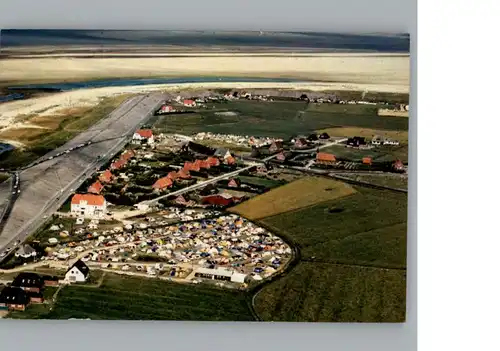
xmin=0 ymin=93 xmax=165 ymax=261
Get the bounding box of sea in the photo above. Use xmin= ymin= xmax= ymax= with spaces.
xmin=0 ymin=30 xmax=409 ymax=52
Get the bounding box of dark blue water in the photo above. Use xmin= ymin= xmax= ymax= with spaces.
xmin=7 ymin=77 xmax=305 ymax=92
xmin=0 ymin=93 xmax=25 ymax=102
xmin=0 ymin=30 xmax=410 ymax=53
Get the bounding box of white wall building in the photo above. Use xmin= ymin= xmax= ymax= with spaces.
xmin=65 ymin=260 xmax=90 ymax=283
xmin=71 ymin=194 xmax=107 ymax=218
xmin=132 ymin=129 xmax=154 ymax=145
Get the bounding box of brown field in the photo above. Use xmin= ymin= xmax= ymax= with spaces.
xmin=377 ymin=109 xmax=409 ymax=117
xmin=317 ymin=126 xmax=409 ymax=144
xmin=229 ymin=176 xmax=356 ymax=220
xmin=0 ymin=127 xmax=48 ymax=143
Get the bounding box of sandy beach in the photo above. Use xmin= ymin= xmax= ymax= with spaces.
xmin=0 ymin=53 xmax=409 ymax=129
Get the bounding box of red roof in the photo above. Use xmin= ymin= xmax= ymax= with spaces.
xmin=177 ymin=169 xmax=191 ymax=179
xmin=206 ymin=157 xmax=220 ymax=167
xmin=120 ymin=150 xmax=135 ymax=161
xmin=183 ymin=99 xmax=195 ymax=105
xmin=153 ymin=177 xmax=173 ymax=189
xmin=167 ymin=171 xmax=179 ymax=180
xmin=71 ymin=194 xmax=106 ymax=206
xmin=135 ymin=129 xmax=153 ymax=138
xmin=225 ymin=156 xmax=236 ymax=165
xmin=362 ymin=157 xmax=372 ymax=165
xmin=161 ymin=105 xmax=174 ymax=111
xmin=110 ymin=159 xmax=126 ymax=170
xmin=88 ymin=180 xmax=104 ymax=194
xmin=316 ymin=152 xmax=336 ymax=162
xmin=99 ymin=170 xmax=113 ymax=183
xmin=184 ymin=161 xmax=200 ymax=172
xmin=201 ymin=195 xmax=234 ymax=207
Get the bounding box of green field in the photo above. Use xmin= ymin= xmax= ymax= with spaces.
xmin=153 ymin=100 xmax=408 ymax=140
xmin=254 ymin=262 xmax=406 ymax=323
xmin=238 ymin=175 xmax=286 ymax=188
xmin=6 ymin=286 xmax=60 ymax=320
xmin=345 ymin=174 xmax=409 ymax=190
xmin=321 ymin=144 xmax=409 ymax=163
xmin=38 ymin=274 xmax=254 ymax=321
xmin=254 ymin=186 xmax=407 ymax=322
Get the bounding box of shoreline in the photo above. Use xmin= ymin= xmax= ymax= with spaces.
xmin=0 ymin=81 xmax=409 ymax=129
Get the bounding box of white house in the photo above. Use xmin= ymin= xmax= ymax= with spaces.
xmin=71 ymin=194 xmax=107 ymax=218
xmin=383 ymin=139 xmax=400 ymax=146
xmin=194 ymin=267 xmax=247 ymax=284
xmin=132 ymin=129 xmax=154 ymax=145
xmin=64 ymin=260 xmax=90 ymax=283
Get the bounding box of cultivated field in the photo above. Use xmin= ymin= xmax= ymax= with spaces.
xmin=252 ymin=186 xmax=407 ymax=322
xmin=229 ymin=176 xmax=356 ymax=220
xmin=38 ymin=274 xmax=254 ymax=321
xmin=344 ymin=174 xmax=409 ymax=190
xmin=254 ymin=262 xmax=406 ymax=323
xmin=317 ymin=126 xmax=409 ymax=144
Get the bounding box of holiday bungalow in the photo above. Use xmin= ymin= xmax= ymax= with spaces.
xmin=0 ymin=287 xmax=30 ymax=311
xmin=88 ymin=180 xmax=104 ymax=194
xmin=11 ymin=272 xmax=44 ymax=294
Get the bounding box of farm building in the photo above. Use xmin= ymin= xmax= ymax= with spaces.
xmin=99 ymin=170 xmax=114 ymax=184
xmin=11 ymin=272 xmax=44 ymax=294
xmin=70 ymin=194 xmax=107 ymax=218
xmin=15 ymin=244 xmax=37 ymax=259
xmin=152 ymin=176 xmax=174 ymax=190
xmin=88 ymin=180 xmax=104 ymax=194
xmin=65 ymin=260 xmax=90 ymax=283
xmin=194 ymin=267 xmax=247 ymax=284
xmin=183 ymin=99 xmax=196 ymax=107
xmin=132 ymin=129 xmax=154 ymax=145
xmin=0 ymin=287 xmax=30 ymax=311
xmin=316 ymin=152 xmax=336 ymax=165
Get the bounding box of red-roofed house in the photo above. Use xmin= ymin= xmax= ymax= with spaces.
xmin=167 ymin=171 xmax=179 ymax=181
xmin=152 ymin=177 xmax=173 ymax=190
xmin=71 ymin=194 xmax=107 ymax=217
xmin=177 ymin=169 xmax=191 ymax=179
xmin=120 ymin=150 xmax=135 ymax=161
xmin=132 ymin=129 xmax=154 ymax=145
xmin=160 ymin=105 xmax=174 ymax=113
xmin=183 ymin=99 xmax=196 ymax=107
xmin=316 ymin=152 xmax=336 ymax=165
xmin=206 ymin=157 xmax=220 ymax=167
xmin=88 ymin=180 xmax=104 ymax=194
xmin=110 ymin=159 xmax=126 ymax=170
xmin=393 ymin=160 xmax=404 ymax=172
xmin=362 ymin=157 xmax=372 ymax=165
xmin=228 ymin=178 xmax=241 ymax=188
xmin=184 ymin=162 xmax=200 ymax=172
xmin=201 ymin=194 xmax=243 ymax=207
xmin=99 ymin=170 xmax=114 ymax=184
xmin=276 ymin=152 xmax=287 ymax=162
xmin=224 ymin=155 xmax=236 ymax=165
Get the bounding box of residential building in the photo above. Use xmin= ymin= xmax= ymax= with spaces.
xmin=65 ymin=260 xmax=90 ymax=283
xmin=224 ymin=155 xmax=236 ymax=165
xmin=307 ymin=133 xmax=319 ymax=142
xmin=132 ymin=129 xmax=154 ymax=145
xmin=362 ymin=157 xmax=372 ymax=165
xmin=206 ymin=157 xmax=220 ymax=167
xmin=294 ymin=138 xmax=309 ymax=149
xmin=194 ymin=267 xmax=247 ymax=283
xmin=383 ymin=139 xmax=400 ymax=146
xmin=99 ymin=169 xmax=114 ymax=184
xmin=347 ymin=136 xmax=366 ymax=147
xmin=393 ymin=160 xmax=405 ymax=172
xmin=177 ymin=169 xmax=191 ymax=179
xmin=201 ymin=194 xmax=243 ymax=207
xmin=319 ymin=132 xmax=330 ymax=140
xmin=183 ymin=99 xmax=196 ymax=107
xmin=70 ymin=194 xmax=107 ymax=218
xmin=316 ymin=152 xmax=336 ymax=165
xmin=0 ymin=287 xmax=30 ymax=311
xmin=110 ymin=159 xmax=126 ymax=170
xmin=167 ymin=171 xmax=180 ymax=181
xmin=12 ymin=272 xmax=44 ymax=293
xmin=15 ymin=244 xmax=37 ymax=259
xmin=88 ymin=180 xmax=104 ymax=194
xmin=160 ymin=105 xmax=174 ymax=113
xmin=228 ymin=178 xmax=241 ymax=188
xmin=152 ymin=177 xmax=173 ymax=190
xmin=42 ymin=275 xmax=60 ymax=287
xmin=214 ymin=148 xmax=229 ymax=158
xmin=268 ymin=141 xmax=283 ymax=153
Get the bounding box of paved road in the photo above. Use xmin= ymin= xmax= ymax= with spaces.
xmin=142 ymin=153 xmax=279 ymax=205
xmin=0 ymin=93 xmax=165 ymax=260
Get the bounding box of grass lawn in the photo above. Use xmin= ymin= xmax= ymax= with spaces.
xmin=254 ymin=262 xmax=406 ymax=323
xmin=229 ymin=176 xmax=356 ymax=220
xmin=317 ymin=126 xmax=409 ymax=144
xmin=253 ymin=186 xmax=407 ymax=322
xmin=346 ymin=174 xmax=408 ymax=190
xmin=0 ymin=172 xmax=10 ymax=183
xmin=38 ymin=274 xmax=254 ymax=321
xmin=153 ymin=100 xmax=408 ymax=140
xmin=320 ymin=144 xmax=408 ymax=163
